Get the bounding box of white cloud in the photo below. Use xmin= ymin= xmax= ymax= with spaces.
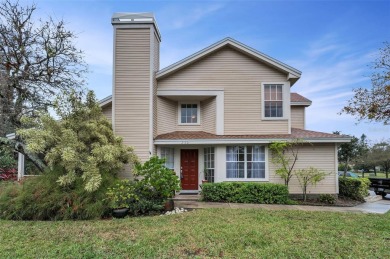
xmin=159 ymin=4 xmax=225 ymax=30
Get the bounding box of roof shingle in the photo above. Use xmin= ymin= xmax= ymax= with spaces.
xmin=291 ymin=93 xmax=311 ymax=104
xmin=155 ymin=128 xmax=348 ymax=140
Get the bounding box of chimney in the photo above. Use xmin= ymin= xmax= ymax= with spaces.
xmin=111 ymin=13 xmax=161 ymax=165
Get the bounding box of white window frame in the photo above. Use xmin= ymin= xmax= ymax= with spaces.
xmin=204 ymin=147 xmax=215 ymax=183
xmin=160 ymin=147 xmax=175 ymax=170
xmin=261 ymin=82 xmax=289 ymax=120
xmin=226 ymin=145 xmax=267 ymax=180
xmin=178 ymin=101 xmax=201 ymax=125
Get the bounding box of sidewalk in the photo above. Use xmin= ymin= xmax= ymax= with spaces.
xmin=173 ymin=194 xmax=390 ymax=214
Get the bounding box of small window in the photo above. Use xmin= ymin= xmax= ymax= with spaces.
xmin=179 ymin=102 xmax=200 ymax=124
xmin=264 ymin=84 xmax=283 ymax=118
xmin=160 ymin=147 xmax=174 ymax=170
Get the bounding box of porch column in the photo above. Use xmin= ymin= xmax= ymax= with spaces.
xmin=17 ymin=152 xmax=25 ymax=180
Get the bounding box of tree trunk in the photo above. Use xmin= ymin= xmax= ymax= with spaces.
xmin=374 ymin=167 xmax=377 ymax=176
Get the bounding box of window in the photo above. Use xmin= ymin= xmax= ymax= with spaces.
xmin=179 ymin=102 xmax=200 ymax=124
xmin=226 ymin=146 xmax=265 ymax=179
xmin=264 ymin=84 xmax=283 ymax=118
xmin=204 ymin=147 xmax=215 ymax=182
xmin=160 ymin=147 xmax=174 ymax=170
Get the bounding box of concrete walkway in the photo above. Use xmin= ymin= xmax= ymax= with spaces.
xmin=173 ymin=194 xmax=390 ymax=214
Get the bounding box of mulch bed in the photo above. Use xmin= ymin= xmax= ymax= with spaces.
xmin=294 ymin=197 xmax=363 ymax=207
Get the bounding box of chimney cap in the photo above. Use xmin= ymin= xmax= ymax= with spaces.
xmin=112 ymin=13 xmax=161 ymax=41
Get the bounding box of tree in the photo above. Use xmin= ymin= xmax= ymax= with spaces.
xmin=334 ymin=132 xmax=367 ymax=177
xmin=341 ymin=42 xmax=390 ymax=124
xmin=0 ymin=0 xmax=87 ymax=138
xmin=17 ymin=91 xmax=138 ymax=192
xmin=269 ymin=139 xmax=303 ymax=186
xmin=370 ymin=141 xmax=390 ymax=178
xmin=296 ymin=167 xmax=327 ymax=201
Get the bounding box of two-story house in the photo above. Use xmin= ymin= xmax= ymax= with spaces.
xmin=100 ymin=13 xmax=350 ymax=195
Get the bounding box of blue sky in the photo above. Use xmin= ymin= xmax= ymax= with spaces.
xmin=21 ymin=0 xmax=390 ymax=142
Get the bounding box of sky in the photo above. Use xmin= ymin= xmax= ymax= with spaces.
xmin=18 ymin=0 xmax=390 ymax=142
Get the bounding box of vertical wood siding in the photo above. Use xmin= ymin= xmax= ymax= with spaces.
xmin=291 ymin=106 xmax=305 ymax=129
xmin=114 ymin=28 xmax=151 ymax=162
xmin=268 ymin=143 xmax=337 ymax=194
xmin=157 ymin=46 xmax=289 ymax=135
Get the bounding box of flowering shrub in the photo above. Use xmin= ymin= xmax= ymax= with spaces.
xmin=0 ymin=168 xmax=17 ymax=181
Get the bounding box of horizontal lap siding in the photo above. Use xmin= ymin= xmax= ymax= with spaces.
xmin=202 ymin=97 xmax=216 ymax=134
xmin=157 ymin=47 xmax=289 ymax=135
xmin=153 ymin=34 xmax=160 ymax=155
xmin=157 ymin=97 xmax=217 ymax=134
xmin=114 ymin=28 xmax=150 ymax=163
xmin=268 ymin=143 xmax=337 ymax=194
xmin=102 ymin=103 xmax=112 ymax=123
xmin=157 ymin=97 xmax=176 ymax=135
xmin=291 ymin=106 xmax=305 ymax=129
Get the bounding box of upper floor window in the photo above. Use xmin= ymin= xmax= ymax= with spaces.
xmin=264 ymin=84 xmax=283 ymax=118
xmin=179 ymin=102 xmax=200 ymax=125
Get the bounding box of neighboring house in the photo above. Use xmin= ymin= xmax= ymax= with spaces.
xmin=100 ymin=13 xmax=350 ymax=195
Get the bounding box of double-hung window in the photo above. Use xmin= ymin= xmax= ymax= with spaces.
xmin=160 ymin=147 xmax=174 ymax=170
xmin=264 ymin=84 xmax=283 ymax=118
xmin=179 ymin=102 xmax=200 ymax=124
xmin=226 ymin=145 xmax=266 ymax=179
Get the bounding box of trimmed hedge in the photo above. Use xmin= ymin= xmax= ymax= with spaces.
xmin=339 ymin=177 xmax=370 ymax=202
xmin=201 ymin=182 xmax=289 ymax=204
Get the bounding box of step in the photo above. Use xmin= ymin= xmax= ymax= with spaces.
xmin=172 ymin=194 xmax=201 ymax=202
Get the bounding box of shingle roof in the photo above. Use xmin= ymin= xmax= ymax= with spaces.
xmin=291 ymin=93 xmax=312 ymax=104
xmin=155 ymin=128 xmax=348 ymax=141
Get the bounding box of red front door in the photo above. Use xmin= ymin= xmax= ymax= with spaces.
xmin=180 ymin=149 xmax=199 ymax=190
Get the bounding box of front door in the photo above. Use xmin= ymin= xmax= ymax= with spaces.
xmin=180 ymin=149 xmax=199 ymax=190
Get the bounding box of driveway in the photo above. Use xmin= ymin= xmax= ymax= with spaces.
xmin=354 ymin=191 xmax=390 ymax=214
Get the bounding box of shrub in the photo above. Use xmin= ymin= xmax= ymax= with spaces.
xmin=201 ymin=182 xmax=289 ymax=204
xmin=318 ymin=194 xmax=336 ymax=204
xmin=127 ymin=198 xmax=164 ymax=216
xmin=339 ymin=177 xmax=370 ymax=201
xmin=106 ymin=180 xmax=138 ymax=209
xmin=0 ymin=168 xmax=116 ymax=220
xmin=134 ymin=156 xmax=181 ymax=201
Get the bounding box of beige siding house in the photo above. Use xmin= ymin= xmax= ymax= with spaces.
xmin=101 ymin=13 xmax=350 ymax=195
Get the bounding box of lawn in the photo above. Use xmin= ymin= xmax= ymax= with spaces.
xmin=1 ymin=209 xmax=389 ymax=258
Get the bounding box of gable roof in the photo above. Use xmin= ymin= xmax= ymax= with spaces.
xmin=155 ymin=128 xmax=351 ymax=144
xmin=291 ymin=93 xmax=312 ymax=106
xmin=156 ymin=37 xmax=302 ymax=85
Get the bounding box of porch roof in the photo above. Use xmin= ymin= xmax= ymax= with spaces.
xmin=154 ymin=128 xmax=351 ymax=144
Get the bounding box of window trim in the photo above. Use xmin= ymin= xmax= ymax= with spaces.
xmin=160 ymin=147 xmax=175 ymax=170
xmin=261 ymin=82 xmax=289 ymax=121
xmin=178 ymin=101 xmax=201 ymax=125
xmin=204 ymin=147 xmax=215 ymax=183
xmin=225 ymin=145 xmax=267 ymax=180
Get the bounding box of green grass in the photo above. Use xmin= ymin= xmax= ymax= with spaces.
xmin=1 ymin=209 xmax=389 ymax=258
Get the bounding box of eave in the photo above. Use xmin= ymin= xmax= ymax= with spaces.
xmin=156 ymin=37 xmax=302 ymax=85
